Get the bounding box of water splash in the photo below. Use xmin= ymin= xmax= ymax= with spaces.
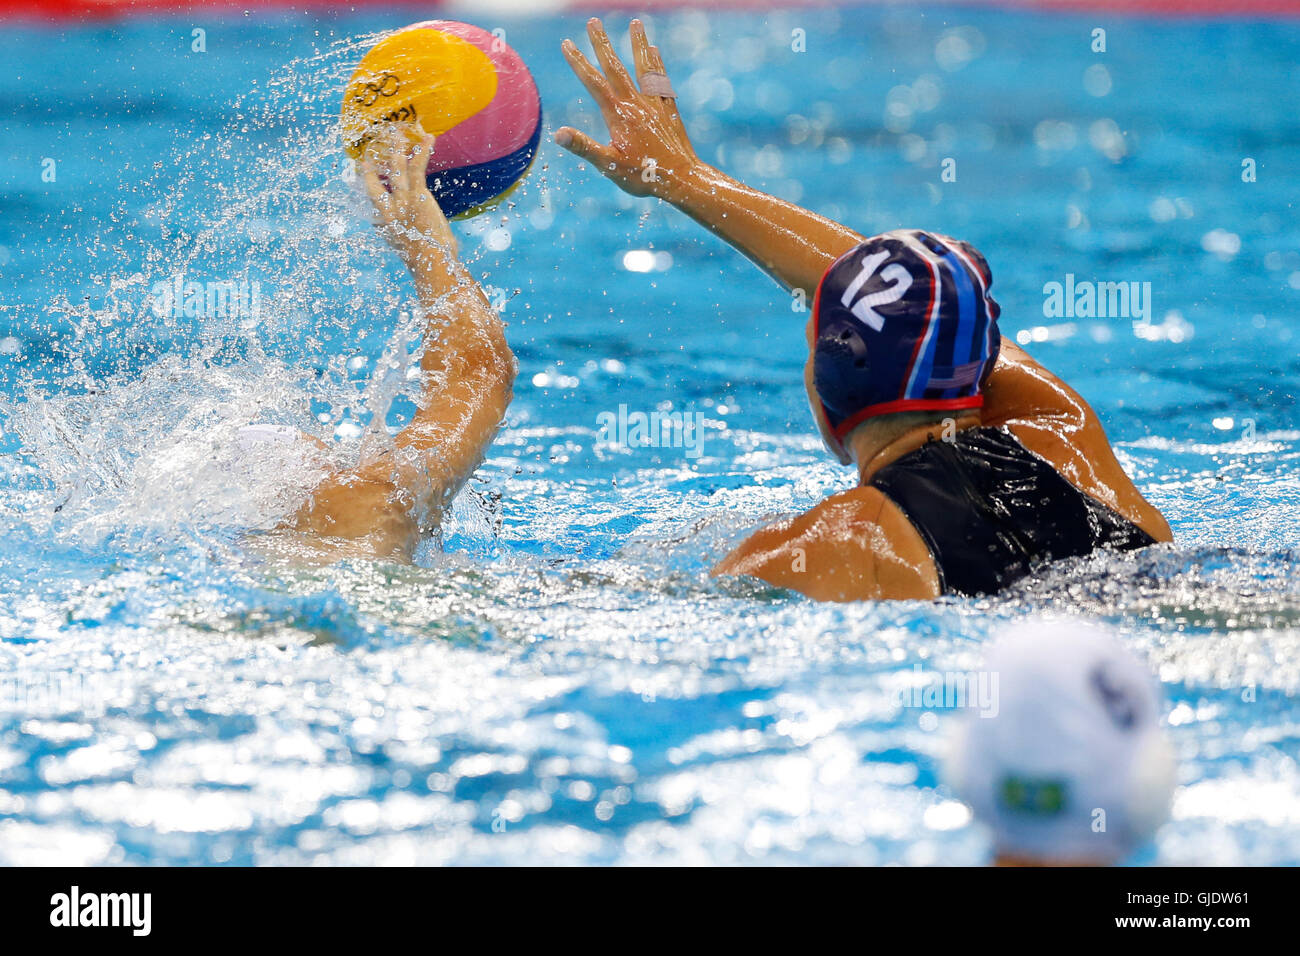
xmin=1 ymin=27 xmax=542 ymax=549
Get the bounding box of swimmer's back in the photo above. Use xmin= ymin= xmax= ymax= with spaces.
xmin=714 ymin=422 xmax=1157 ymax=601
xmin=980 ymin=342 xmax=1172 ymax=544
xmin=869 ymin=425 xmax=1154 ymax=596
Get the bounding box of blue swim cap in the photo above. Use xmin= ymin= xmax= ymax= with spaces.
xmin=812 ymin=230 xmax=1001 ymax=454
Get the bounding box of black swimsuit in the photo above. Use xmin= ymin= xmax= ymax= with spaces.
xmin=868 ymin=426 xmax=1154 ymax=596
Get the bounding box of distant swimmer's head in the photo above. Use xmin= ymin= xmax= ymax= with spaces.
xmin=806 ymin=230 xmax=1001 ymax=464
xmin=944 ymin=620 xmax=1177 ymax=866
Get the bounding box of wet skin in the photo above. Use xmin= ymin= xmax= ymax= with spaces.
xmin=274 ymin=130 xmax=517 ymax=563
xmin=556 ymin=18 xmax=1172 ymax=601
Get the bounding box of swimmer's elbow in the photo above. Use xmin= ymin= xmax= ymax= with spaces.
xmin=1146 ymin=507 xmax=1174 ymax=544
xmin=465 ymin=347 xmax=517 ymax=416
xmin=711 ymin=529 xmax=835 ymax=597
xmin=709 ymin=550 xmax=747 ymax=580
xmin=442 ymin=324 xmax=517 ymax=388
xmin=712 ymin=518 xmax=798 ymax=581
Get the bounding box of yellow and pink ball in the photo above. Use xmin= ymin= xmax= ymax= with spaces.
xmin=342 ymin=21 xmax=541 ymax=220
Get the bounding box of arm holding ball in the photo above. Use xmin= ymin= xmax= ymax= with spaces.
xmin=287 ymin=131 xmax=516 ymax=561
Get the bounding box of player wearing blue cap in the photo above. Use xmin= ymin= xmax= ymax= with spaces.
xmin=557 ymin=19 xmax=1172 ymax=600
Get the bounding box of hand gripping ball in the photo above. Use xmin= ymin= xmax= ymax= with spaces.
xmin=342 ymin=21 xmax=542 ymax=219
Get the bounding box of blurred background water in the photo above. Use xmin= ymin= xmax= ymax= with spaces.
xmin=0 ymin=3 xmax=1298 ymax=864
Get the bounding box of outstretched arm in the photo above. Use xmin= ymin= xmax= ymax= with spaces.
xmin=288 ymin=132 xmax=516 ymax=560
xmin=555 ymin=18 xmax=863 ymax=296
xmin=555 ymin=20 xmax=1171 ymax=544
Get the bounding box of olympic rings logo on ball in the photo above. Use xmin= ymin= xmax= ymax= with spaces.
xmin=341 ymin=21 xmax=542 ymax=219
xmin=352 ymin=72 xmax=401 ymax=108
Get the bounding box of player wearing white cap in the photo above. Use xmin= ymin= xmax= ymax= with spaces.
xmin=945 ymin=620 xmax=1177 ymax=865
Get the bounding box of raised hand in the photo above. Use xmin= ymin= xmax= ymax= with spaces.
xmin=358 ymin=126 xmax=458 ymax=274
xmin=555 ymin=18 xmax=700 ymax=199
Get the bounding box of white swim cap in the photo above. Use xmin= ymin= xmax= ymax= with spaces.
xmin=945 ymin=619 xmax=1176 ymax=864
xmin=236 ymin=423 xmax=299 ymax=450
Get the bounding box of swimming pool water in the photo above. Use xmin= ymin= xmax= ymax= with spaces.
xmin=1 ymin=5 xmax=1299 ymax=865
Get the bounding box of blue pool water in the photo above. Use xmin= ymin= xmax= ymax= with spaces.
xmin=1 ymin=5 xmax=1299 ymax=865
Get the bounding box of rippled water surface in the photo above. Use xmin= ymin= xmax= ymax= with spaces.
xmin=1 ymin=5 xmax=1299 ymax=865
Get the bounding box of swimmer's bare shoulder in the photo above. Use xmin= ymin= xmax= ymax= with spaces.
xmin=983 ymin=341 xmax=1172 ymax=543
xmin=711 ymin=487 xmax=941 ymax=601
